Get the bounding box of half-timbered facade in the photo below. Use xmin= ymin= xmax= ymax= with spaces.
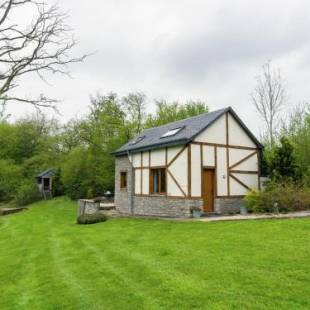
xmin=113 ymin=107 xmax=263 ymax=217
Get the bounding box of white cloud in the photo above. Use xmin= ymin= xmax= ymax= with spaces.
xmin=6 ymin=0 xmax=310 ymax=137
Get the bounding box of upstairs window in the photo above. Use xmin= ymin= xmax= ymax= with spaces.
xmin=150 ymin=168 xmax=166 ymax=194
xmin=120 ymin=171 xmax=127 ymax=189
xmin=161 ymin=126 xmax=184 ymax=138
xmin=129 ymin=136 xmax=145 ymax=145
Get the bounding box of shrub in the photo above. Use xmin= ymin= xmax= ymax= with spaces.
xmin=0 ymin=159 xmax=22 ymax=202
xmin=14 ymin=181 xmax=42 ymax=206
xmin=77 ymin=212 xmax=107 ymax=225
xmin=244 ymin=181 xmax=310 ymax=213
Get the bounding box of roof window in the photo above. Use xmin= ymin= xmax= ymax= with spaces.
xmin=129 ymin=135 xmax=145 ymax=145
xmin=161 ymin=126 xmax=184 ymax=138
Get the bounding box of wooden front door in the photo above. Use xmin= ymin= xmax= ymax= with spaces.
xmin=202 ymin=169 xmax=215 ymax=212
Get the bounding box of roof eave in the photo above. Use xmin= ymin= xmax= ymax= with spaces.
xmin=113 ymin=138 xmax=189 ymax=156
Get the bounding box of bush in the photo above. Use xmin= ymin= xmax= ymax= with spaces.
xmin=61 ymin=147 xmax=92 ymax=200
xmin=244 ymin=181 xmax=310 ymax=213
xmin=14 ymin=181 xmax=42 ymax=206
xmin=77 ymin=212 xmax=107 ymax=225
xmin=0 ymin=159 xmax=22 ymax=202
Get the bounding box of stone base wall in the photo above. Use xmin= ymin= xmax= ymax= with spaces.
xmin=115 ymin=155 xmax=133 ymax=215
xmin=133 ymin=196 xmax=203 ymax=218
xmin=214 ymin=197 xmax=244 ymax=214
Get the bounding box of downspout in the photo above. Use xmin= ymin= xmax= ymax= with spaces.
xmin=127 ymin=150 xmax=134 ymax=215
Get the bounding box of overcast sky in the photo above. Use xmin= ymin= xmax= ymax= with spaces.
xmin=7 ymin=0 xmax=310 ymax=136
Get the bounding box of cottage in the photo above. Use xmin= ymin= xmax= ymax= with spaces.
xmin=113 ymin=107 xmax=263 ymax=217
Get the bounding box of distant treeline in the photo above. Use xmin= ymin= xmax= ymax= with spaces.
xmin=0 ymin=92 xmax=209 ymax=203
xmin=0 ymin=92 xmax=309 ymax=206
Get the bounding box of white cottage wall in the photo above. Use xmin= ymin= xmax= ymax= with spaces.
xmin=216 ymin=147 xmax=228 ymax=196
xmin=150 ymin=149 xmax=166 ymax=166
xmin=191 ymin=144 xmax=201 ymax=197
xmin=203 ymin=145 xmax=215 ymax=167
xmin=194 ymin=114 xmax=226 ymax=144
xmin=168 ymin=148 xmax=188 ymax=196
xmin=228 ymin=113 xmax=256 ymax=147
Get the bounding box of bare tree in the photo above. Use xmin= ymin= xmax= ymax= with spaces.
xmin=0 ymin=0 xmax=88 ymax=109
xmin=251 ymin=61 xmax=287 ymax=145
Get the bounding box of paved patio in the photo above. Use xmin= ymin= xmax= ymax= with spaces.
xmin=195 ymin=210 xmax=310 ymax=222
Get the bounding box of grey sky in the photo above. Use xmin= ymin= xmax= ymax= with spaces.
xmin=7 ymin=0 xmax=310 ymax=136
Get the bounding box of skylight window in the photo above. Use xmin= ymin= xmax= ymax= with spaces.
xmin=129 ymin=136 xmax=145 ymax=145
xmin=161 ymin=127 xmax=184 ymax=138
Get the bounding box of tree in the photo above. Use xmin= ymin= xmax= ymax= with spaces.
xmin=0 ymin=0 xmax=87 ymax=109
xmin=281 ymin=103 xmax=310 ymax=183
xmin=122 ymin=92 xmax=146 ymax=137
xmin=268 ymin=136 xmax=300 ymax=181
xmin=251 ymin=61 xmax=287 ymax=145
xmin=145 ymin=99 xmax=209 ymax=128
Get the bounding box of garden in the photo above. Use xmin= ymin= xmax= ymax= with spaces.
xmin=0 ymin=197 xmax=309 ymax=309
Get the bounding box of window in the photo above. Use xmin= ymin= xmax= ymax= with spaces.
xmin=161 ymin=126 xmax=184 ymax=138
xmin=129 ymin=135 xmax=145 ymax=145
xmin=150 ymin=168 xmax=166 ymax=194
xmin=120 ymin=172 xmax=127 ymax=189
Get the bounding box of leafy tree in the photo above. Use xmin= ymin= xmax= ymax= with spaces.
xmin=281 ymin=104 xmax=310 ymax=183
xmin=268 ymin=136 xmax=300 ymax=181
xmin=122 ymin=92 xmax=146 ymax=137
xmin=61 ymin=147 xmax=92 ymax=200
xmin=61 ymin=93 xmax=129 ymax=198
xmin=0 ymin=159 xmax=22 ymax=201
xmin=145 ymin=100 xmax=209 ymax=128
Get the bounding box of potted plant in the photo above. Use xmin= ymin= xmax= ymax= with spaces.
xmin=191 ymin=206 xmax=202 ymax=218
xmin=240 ymin=205 xmax=248 ymax=215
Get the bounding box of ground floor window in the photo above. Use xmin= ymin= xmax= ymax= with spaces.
xmin=150 ymin=168 xmax=166 ymax=194
xmin=120 ymin=171 xmax=127 ymax=189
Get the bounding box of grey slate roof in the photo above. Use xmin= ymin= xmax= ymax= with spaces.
xmin=37 ymin=168 xmax=55 ymax=178
xmin=113 ymin=107 xmax=262 ymax=156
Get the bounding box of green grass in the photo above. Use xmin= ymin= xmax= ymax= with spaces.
xmin=0 ymin=197 xmax=309 ymax=310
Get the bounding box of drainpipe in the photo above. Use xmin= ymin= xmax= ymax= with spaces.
xmin=127 ymin=151 xmax=134 ymax=215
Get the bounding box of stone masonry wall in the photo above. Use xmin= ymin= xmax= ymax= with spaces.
xmin=214 ymin=197 xmax=244 ymax=214
xmin=115 ymin=155 xmax=133 ymax=215
xmin=133 ymin=196 xmax=203 ymax=218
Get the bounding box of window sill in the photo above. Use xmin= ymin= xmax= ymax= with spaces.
xmin=149 ymin=193 xmax=166 ymax=197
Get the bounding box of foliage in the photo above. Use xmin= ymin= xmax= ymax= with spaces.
xmin=145 ymin=99 xmax=209 ymax=128
xmin=0 ymin=159 xmax=22 ymax=202
xmin=52 ymin=169 xmax=65 ymax=197
xmin=265 ymin=136 xmax=300 ymax=181
xmin=0 ymin=197 xmax=309 ymax=309
xmin=244 ymin=181 xmax=310 ymax=213
xmin=77 ymin=212 xmax=107 ymax=225
xmin=0 ymin=92 xmax=209 ymax=202
xmin=61 ymin=147 xmax=92 ymax=200
xmin=14 ymin=181 xmax=42 ymax=206
xmin=281 ymin=104 xmax=310 ymax=184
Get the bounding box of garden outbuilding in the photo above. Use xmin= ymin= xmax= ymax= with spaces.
xmin=113 ymin=107 xmax=263 ymax=217
xmin=36 ymin=168 xmax=55 ymax=199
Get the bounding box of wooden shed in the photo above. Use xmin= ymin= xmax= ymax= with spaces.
xmin=36 ymin=169 xmax=55 ymax=199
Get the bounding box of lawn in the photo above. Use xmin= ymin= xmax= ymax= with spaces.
xmin=0 ymin=198 xmax=309 ymax=310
